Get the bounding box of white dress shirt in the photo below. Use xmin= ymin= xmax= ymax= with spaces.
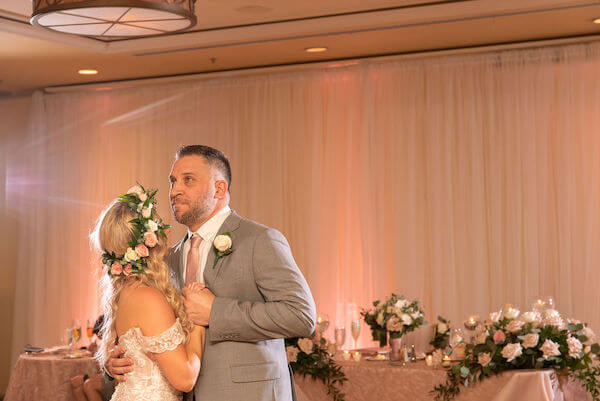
xmin=181 ymin=205 xmax=231 ymax=284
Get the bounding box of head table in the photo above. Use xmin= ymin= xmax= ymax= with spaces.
xmin=294 ymin=357 xmax=592 ymax=401
xmin=4 ymin=352 xmax=101 ymax=401
xmin=5 ymin=352 xmax=592 ymax=401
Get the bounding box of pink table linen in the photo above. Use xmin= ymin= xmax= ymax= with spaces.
xmin=5 ymin=353 xmax=101 ymax=401
xmin=294 ymin=359 xmax=591 ymax=401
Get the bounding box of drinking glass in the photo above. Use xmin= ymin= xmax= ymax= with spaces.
xmin=87 ymin=318 xmax=95 ymax=343
xmin=316 ymin=314 xmax=330 ymax=338
xmin=334 ymin=326 xmax=346 ymax=349
xmin=532 ymin=296 xmax=554 ymax=312
xmin=72 ymin=320 xmax=81 ymax=346
xmin=350 ymin=320 xmax=360 ymax=349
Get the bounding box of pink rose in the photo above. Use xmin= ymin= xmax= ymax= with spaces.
xmin=493 ymin=330 xmax=506 ymax=344
xmin=135 ymin=244 xmax=149 ymax=258
xmin=123 ymin=264 xmax=133 ymax=276
xmin=506 ymin=319 xmax=525 ymax=334
xmin=141 ymin=207 xmax=151 ymax=219
xmin=144 ymin=232 xmax=158 ymax=248
xmin=110 ymin=262 xmax=122 ymax=276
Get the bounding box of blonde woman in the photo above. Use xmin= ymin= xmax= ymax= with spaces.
xmin=92 ymin=185 xmax=204 ymax=401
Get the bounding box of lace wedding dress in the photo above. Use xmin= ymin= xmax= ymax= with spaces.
xmin=111 ymin=318 xmax=186 ymax=401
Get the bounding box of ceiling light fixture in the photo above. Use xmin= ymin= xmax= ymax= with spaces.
xmin=305 ymin=47 xmax=328 ymax=53
xmin=78 ymin=69 xmax=99 ymax=75
xmin=31 ymin=0 xmax=197 ymax=37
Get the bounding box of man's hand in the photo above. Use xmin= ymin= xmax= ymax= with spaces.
xmin=183 ymin=284 xmax=215 ymax=326
xmin=106 ymin=346 xmax=133 ymax=382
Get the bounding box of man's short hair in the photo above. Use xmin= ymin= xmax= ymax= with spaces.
xmin=175 ymin=145 xmax=232 ymax=191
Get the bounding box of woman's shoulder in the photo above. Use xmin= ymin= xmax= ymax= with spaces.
xmin=118 ymin=285 xmax=176 ymax=336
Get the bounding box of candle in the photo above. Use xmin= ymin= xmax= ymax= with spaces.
xmin=353 ymin=351 xmax=361 ymax=362
xmin=343 ymin=350 xmax=351 ymax=360
xmin=426 ymin=354 xmax=433 ymax=367
xmin=317 ymin=316 xmax=323 ymax=324
xmin=442 ymin=355 xmax=451 ymax=367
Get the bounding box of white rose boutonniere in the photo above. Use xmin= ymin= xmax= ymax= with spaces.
xmin=213 ymin=232 xmax=234 ymax=267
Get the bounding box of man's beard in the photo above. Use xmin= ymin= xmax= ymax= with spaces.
xmin=172 ymin=196 xmax=212 ymax=227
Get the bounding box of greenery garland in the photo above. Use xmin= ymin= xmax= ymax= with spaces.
xmin=285 ymin=336 xmax=347 ymax=401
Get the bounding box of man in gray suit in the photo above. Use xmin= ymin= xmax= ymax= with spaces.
xmin=107 ymin=145 xmax=316 ymax=401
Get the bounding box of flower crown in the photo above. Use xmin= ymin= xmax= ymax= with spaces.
xmin=101 ymin=184 xmax=170 ymax=276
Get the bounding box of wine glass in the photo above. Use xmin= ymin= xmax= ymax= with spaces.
xmin=334 ymin=326 xmax=346 ymax=349
xmin=316 ymin=314 xmax=330 ymax=339
xmin=64 ymin=327 xmax=74 ymax=349
xmin=72 ymin=320 xmax=81 ymax=347
xmin=87 ymin=318 xmax=95 ymax=343
xmin=350 ymin=320 xmax=360 ymax=350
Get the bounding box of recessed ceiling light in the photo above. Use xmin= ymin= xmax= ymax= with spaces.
xmin=594 ymin=18 xmax=600 ymax=24
xmin=78 ymin=69 xmax=98 ymax=75
xmin=305 ymin=47 xmax=328 ymax=53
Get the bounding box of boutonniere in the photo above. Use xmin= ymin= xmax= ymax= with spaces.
xmin=213 ymin=233 xmax=233 ymax=268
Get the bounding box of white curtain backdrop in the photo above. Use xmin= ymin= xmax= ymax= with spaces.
xmin=9 ymin=41 xmax=600 ymax=363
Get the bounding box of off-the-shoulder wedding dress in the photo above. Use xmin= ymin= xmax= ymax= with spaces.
xmin=111 ymin=318 xmax=186 ymax=401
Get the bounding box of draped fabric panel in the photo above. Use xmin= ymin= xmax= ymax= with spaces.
xmin=9 ymin=42 xmax=600 ymax=363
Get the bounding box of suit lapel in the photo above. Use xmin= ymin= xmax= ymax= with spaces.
xmin=203 ymin=211 xmax=242 ymax=285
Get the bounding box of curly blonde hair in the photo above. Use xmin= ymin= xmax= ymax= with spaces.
xmin=91 ymin=199 xmax=193 ymax=370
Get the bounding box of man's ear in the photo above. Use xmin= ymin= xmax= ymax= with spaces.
xmin=214 ymin=180 xmax=228 ymax=199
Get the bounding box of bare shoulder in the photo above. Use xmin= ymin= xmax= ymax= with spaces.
xmin=119 ymin=285 xmax=176 ymax=337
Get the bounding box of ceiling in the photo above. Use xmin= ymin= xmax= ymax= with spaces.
xmin=1 ymin=0 xmax=600 ymax=93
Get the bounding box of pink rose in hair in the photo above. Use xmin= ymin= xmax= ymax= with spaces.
xmin=123 ymin=263 xmax=133 ymax=276
xmin=135 ymin=244 xmax=149 ymax=258
xmin=110 ymin=262 xmax=122 ymax=276
xmin=144 ymin=232 xmax=158 ymax=248
xmin=493 ymin=330 xmax=506 ymax=344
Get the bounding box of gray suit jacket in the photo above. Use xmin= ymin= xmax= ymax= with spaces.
xmin=166 ymin=211 xmax=316 ymax=401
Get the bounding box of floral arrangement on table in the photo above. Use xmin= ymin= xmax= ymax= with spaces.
xmin=285 ymin=335 xmax=347 ymax=401
xmin=430 ymin=316 xmax=451 ymax=350
xmin=361 ymin=293 xmax=426 ymax=346
xmin=431 ymin=307 xmax=600 ymax=401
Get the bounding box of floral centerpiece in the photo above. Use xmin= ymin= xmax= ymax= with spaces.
xmin=361 ymin=294 xmax=426 ymax=347
xmin=285 ymin=335 xmax=347 ymax=401
xmin=432 ymin=307 xmax=600 ymax=401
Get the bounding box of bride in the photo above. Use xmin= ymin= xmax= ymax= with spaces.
xmin=91 ymin=185 xmax=204 ymax=401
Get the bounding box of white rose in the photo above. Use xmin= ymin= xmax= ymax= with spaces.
xmin=489 ymin=311 xmax=502 ymax=323
xmin=475 ymin=331 xmax=488 ymax=345
xmin=567 ymin=336 xmax=583 ymax=359
xmin=506 ymin=319 xmax=525 ymax=334
xmin=138 ymin=192 xmax=148 ymax=202
xmin=583 ymin=327 xmax=596 ymax=345
xmin=401 ymin=313 xmax=413 ymax=326
xmin=540 ymin=339 xmax=561 ymax=360
xmin=141 ymin=207 xmax=152 ymax=219
xmin=437 ymin=323 xmax=448 ymax=334
xmin=504 ymin=308 xmax=520 ymax=320
xmin=522 ymin=333 xmax=539 ymax=349
xmin=395 ymin=299 xmax=408 ymax=310
xmin=521 ymin=311 xmax=542 ymax=327
xmin=410 ymin=312 xmax=421 ymax=320
xmin=286 ymin=346 xmax=300 ymax=363
xmin=124 ymin=247 xmax=140 ymax=262
xmin=501 ymin=343 xmax=523 ymax=362
xmin=145 ymin=220 xmax=158 ymax=232
xmin=386 ymin=316 xmax=404 ymax=332
xmin=127 ymin=185 xmax=144 ymax=198
xmin=297 ymin=338 xmax=314 ymax=354
xmin=214 ymin=234 xmax=232 ymax=252
xmin=478 ymin=352 xmax=492 ymax=367
xmin=376 ymin=311 xmax=384 ymax=326
xmin=543 ymin=309 xmax=560 ymax=319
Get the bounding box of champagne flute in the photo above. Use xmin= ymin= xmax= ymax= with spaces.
xmin=65 ymin=327 xmax=74 ymax=350
xmin=87 ymin=318 xmax=95 ymax=343
xmin=350 ymin=319 xmax=361 ymax=350
xmin=72 ymin=320 xmax=81 ymax=347
xmin=334 ymin=326 xmax=346 ymax=349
